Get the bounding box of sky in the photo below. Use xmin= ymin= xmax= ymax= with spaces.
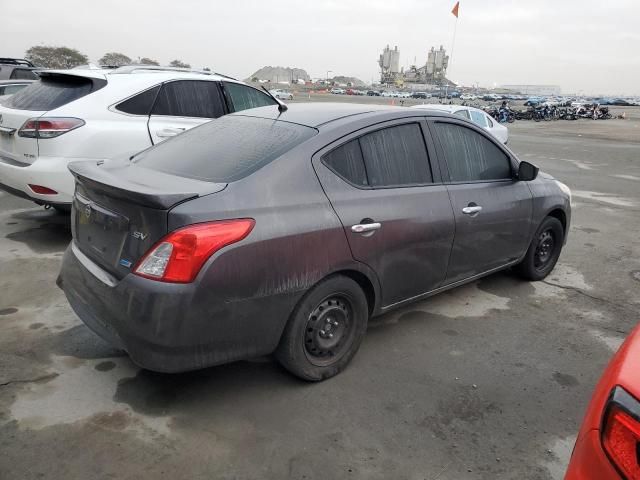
xmin=4 ymin=0 xmax=640 ymax=96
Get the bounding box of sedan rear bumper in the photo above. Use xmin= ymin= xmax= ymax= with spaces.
xmin=58 ymin=242 xmax=296 ymax=373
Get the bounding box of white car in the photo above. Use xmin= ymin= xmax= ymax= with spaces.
xmin=460 ymin=94 xmax=477 ymax=101
xmin=330 ymin=88 xmax=345 ymax=94
xmin=0 ymin=66 xmax=280 ymax=209
xmin=411 ymin=104 xmax=509 ymax=144
xmin=269 ymin=89 xmax=293 ymax=100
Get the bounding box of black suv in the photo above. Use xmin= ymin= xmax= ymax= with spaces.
xmin=0 ymin=58 xmax=39 ymax=80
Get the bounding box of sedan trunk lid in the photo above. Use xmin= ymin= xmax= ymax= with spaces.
xmin=68 ymin=160 xmax=226 ymax=279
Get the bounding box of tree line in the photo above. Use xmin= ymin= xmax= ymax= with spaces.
xmin=24 ymin=45 xmax=192 ymax=69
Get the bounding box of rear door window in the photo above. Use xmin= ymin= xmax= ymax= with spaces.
xmin=134 ymin=115 xmax=316 ymax=182
xmin=434 ymin=122 xmax=512 ymax=182
xmin=3 ymin=75 xmax=98 ymax=111
xmin=359 ymin=123 xmax=433 ymax=187
xmin=454 ymin=109 xmax=470 ymax=119
xmin=469 ymin=110 xmax=487 ymax=127
xmin=115 ymin=85 xmax=160 ymax=115
xmin=224 ymin=82 xmax=277 ymax=112
xmin=151 ymin=80 xmax=225 ymax=118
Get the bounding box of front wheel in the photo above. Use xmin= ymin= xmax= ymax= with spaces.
xmin=515 ymin=216 xmax=564 ymax=281
xmin=275 ymin=275 xmax=369 ymax=381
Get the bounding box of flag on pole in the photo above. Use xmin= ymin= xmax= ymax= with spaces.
xmin=451 ymin=1 xmax=460 ymax=18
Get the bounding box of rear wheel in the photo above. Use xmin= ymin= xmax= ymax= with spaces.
xmin=515 ymin=216 xmax=564 ymax=281
xmin=275 ymin=275 xmax=368 ymax=381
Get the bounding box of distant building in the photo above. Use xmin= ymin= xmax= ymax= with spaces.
xmin=378 ymin=45 xmax=401 ymax=84
xmin=501 ymin=85 xmax=561 ymax=96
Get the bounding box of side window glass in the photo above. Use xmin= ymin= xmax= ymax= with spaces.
xmin=152 ymin=81 xmax=225 ymax=118
xmin=116 ymin=85 xmax=160 ymax=115
xmin=454 ymin=109 xmax=470 ymax=119
xmin=486 ymin=115 xmax=494 ymax=127
xmin=359 ymin=123 xmax=432 ymax=187
xmin=10 ymin=69 xmax=38 ymax=80
xmin=322 ymin=139 xmax=368 ymax=187
xmin=434 ymin=122 xmax=511 ymax=182
xmin=469 ymin=110 xmax=487 ymax=127
xmin=224 ymin=82 xmax=277 ymax=112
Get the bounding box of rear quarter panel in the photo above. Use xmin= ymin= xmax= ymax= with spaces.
xmin=167 ymin=141 xmax=380 ymax=355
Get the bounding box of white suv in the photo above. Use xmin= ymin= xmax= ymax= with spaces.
xmin=0 ymin=66 xmax=279 ymax=209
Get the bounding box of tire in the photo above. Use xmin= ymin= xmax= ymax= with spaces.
xmin=275 ymin=275 xmax=369 ymax=381
xmin=515 ymin=216 xmax=564 ymax=281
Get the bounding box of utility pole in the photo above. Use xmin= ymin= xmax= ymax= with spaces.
xmin=326 ymin=70 xmax=332 ymax=86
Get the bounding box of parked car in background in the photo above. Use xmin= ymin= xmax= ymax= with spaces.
xmin=367 ymin=90 xmax=380 ymax=96
xmin=330 ymin=88 xmax=345 ymax=94
xmin=524 ymin=96 xmax=545 ymax=106
xmin=565 ymin=323 xmax=640 ymax=479
xmin=410 ymin=92 xmax=429 ymax=99
xmin=0 ymin=66 xmax=278 ymax=210
xmin=0 ymin=58 xmax=39 ymax=80
xmin=269 ymin=89 xmax=293 ymax=100
xmin=460 ymin=94 xmax=477 ymax=101
xmin=411 ymin=103 xmax=510 ymax=144
xmin=0 ymin=79 xmax=36 ymax=96
xmin=59 ymin=102 xmax=570 ymax=381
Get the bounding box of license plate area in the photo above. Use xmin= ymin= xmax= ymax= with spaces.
xmin=74 ymin=193 xmax=130 ymax=268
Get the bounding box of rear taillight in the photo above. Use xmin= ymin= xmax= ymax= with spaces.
xmin=602 ymin=387 xmax=640 ymax=480
xmin=18 ymin=117 xmax=85 ymax=139
xmin=134 ymin=219 xmax=255 ymax=283
xmin=28 ymin=184 xmax=58 ymax=195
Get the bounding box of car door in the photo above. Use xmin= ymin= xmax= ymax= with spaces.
xmin=429 ymin=118 xmax=533 ymax=284
xmin=313 ymin=119 xmax=455 ymax=308
xmin=147 ymin=80 xmax=227 ymax=144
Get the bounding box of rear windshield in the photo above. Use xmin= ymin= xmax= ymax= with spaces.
xmin=2 ymin=75 xmax=102 ymax=111
xmin=134 ymin=115 xmax=317 ymax=182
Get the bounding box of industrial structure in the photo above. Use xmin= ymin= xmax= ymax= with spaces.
xmin=378 ymin=44 xmax=450 ymax=87
xmin=378 ymin=45 xmax=401 ymax=85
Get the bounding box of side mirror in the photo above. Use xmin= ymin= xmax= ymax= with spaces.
xmin=517 ymin=161 xmax=539 ymax=181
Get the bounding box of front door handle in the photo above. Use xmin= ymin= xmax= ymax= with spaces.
xmin=462 ymin=205 xmax=483 ymax=215
xmin=351 ymin=222 xmax=382 ymax=233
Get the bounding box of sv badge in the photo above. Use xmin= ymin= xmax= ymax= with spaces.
xmin=132 ymin=231 xmax=148 ymax=240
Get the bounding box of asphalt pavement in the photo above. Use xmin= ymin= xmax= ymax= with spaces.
xmin=1 ymin=106 xmax=639 ymax=480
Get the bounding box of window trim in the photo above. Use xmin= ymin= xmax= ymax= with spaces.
xmin=427 ymin=117 xmax=518 ymax=185
xmin=318 ymin=118 xmax=442 ymax=190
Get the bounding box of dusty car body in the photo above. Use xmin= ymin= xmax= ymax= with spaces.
xmin=58 ymin=103 xmax=571 ymax=380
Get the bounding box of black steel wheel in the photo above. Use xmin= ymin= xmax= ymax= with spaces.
xmin=515 ymin=216 xmax=564 ymax=281
xmin=276 ymin=275 xmax=369 ymax=381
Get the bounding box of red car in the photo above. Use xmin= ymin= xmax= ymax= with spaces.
xmin=566 ymin=323 xmax=640 ymax=479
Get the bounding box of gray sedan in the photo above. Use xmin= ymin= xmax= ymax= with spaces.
xmin=58 ymin=103 xmax=571 ymax=381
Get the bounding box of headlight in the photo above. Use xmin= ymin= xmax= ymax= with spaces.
xmin=555 ymin=180 xmax=572 ymax=204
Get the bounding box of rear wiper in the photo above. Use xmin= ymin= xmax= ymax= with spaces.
xmin=261 ymin=86 xmax=288 ymax=114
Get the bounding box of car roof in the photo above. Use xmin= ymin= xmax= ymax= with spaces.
xmin=232 ymin=102 xmax=456 ymax=128
xmin=38 ymin=68 xmax=238 ymax=84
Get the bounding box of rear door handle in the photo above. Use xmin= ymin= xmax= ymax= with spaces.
xmin=157 ymin=127 xmax=186 ymax=138
xmin=351 ymin=222 xmax=381 ymax=233
xmin=462 ymin=205 xmax=483 ymax=215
